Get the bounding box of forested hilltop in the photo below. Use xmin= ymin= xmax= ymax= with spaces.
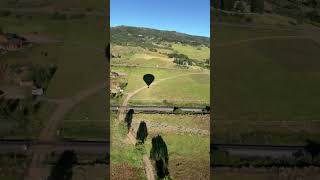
xmin=111 ymin=26 xmax=210 ymax=48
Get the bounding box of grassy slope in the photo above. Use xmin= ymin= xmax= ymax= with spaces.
xmin=0 ymin=154 xmax=30 ymax=180
xmin=213 ymin=25 xmax=302 ymax=44
xmin=0 ymin=100 xmax=56 ymax=139
xmin=1 ymin=14 xmax=107 ymax=99
xmin=172 ymin=43 xmax=210 ymax=61
xmin=46 ymin=16 xmax=106 ymax=98
xmin=213 ymin=24 xmax=320 ymax=145
xmin=131 ymin=73 xmax=210 ymax=106
xmin=61 ymin=89 xmax=107 ymax=140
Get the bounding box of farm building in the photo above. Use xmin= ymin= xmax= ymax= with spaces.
xmin=0 ymin=33 xmax=31 ymax=51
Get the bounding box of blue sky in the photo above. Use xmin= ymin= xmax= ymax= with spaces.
xmin=111 ymin=0 xmax=210 ymax=37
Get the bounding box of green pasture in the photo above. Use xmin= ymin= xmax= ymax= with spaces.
xmin=144 ymin=127 xmax=210 ymax=180
xmin=63 ymin=90 xmax=107 ymax=121
xmin=172 ymin=43 xmax=210 ymax=61
xmin=1 ymin=14 xmax=107 ymax=99
xmin=1 ymin=43 xmax=61 ymax=66
xmin=213 ymin=120 xmax=320 ymax=145
xmin=60 ymin=90 xmax=107 ymax=140
xmin=0 ymin=154 xmax=30 ymax=180
xmin=214 ymin=37 xmax=320 ymax=122
xmin=213 ymin=24 xmax=303 ymax=44
xmin=130 ymin=73 xmax=210 ymax=106
xmin=112 ymin=54 xmax=175 ymax=68
xmin=60 ymin=121 xmax=107 ymax=140
xmin=131 ymin=113 xmax=210 ymax=179
xmin=111 ymin=66 xmax=196 ymax=92
xmin=0 ymin=100 xmax=56 ymax=139
xmin=45 ymin=16 xmax=106 ymax=98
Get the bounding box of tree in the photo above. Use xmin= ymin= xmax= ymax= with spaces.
xmin=150 ymin=135 xmax=170 ymax=179
xmin=125 ymin=109 xmax=134 ymax=131
xmin=105 ymin=43 xmax=110 ymax=62
xmin=136 ymin=121 xmax=148 ymax=144
xmin=48 ymin=150 xmax=77 ymax=180
xmin=251 ymin=0 xmax=264 ymax=13
xmin=304 ymin=140 xmax=320 ymax=160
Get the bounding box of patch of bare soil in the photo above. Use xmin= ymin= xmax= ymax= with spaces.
xmin=170 ymin=157 xmax=209 ymax=180
xmin=132 ymin=121 xmax=209 ymax=136
xmin=111 ymin=164 xmax=143 ymax=180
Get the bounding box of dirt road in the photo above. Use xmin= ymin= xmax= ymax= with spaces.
xmin=25 ymin=82 xmax=106 ymax=180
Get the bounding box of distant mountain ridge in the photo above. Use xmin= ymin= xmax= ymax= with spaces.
xmin=111 ymin=26 xmax=210 ymax=47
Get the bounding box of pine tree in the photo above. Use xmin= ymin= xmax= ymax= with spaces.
xmin=150 ymin=135 xmax=169 ymax=178
xmin=136 ymin=121 xmax=148 ymax=144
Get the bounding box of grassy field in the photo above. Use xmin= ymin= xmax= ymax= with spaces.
xmin=1 ymin=13 xmax=106 ymax=99
xmin=1 ymin=43 xmax=60 ymax=66
xmin=110 ymin=112 xmax=146 ymax=180
xmin=44 ymin=16 xmax=106 ymax=98
xmin=111 ymin=66 xmax=195 ymax=92
xmin=0 ymin=100 xmax=56 ymax=139
xmin=213 ymin=24 xmax=320 ymax=145
xmin=60 ymin=89 xmax=107 ymax=140
xmin=213 ymin=167 xmax=320 ymax=180
xmin=63 ymin=90 xmax=107 ymax=121
xmin=213 ymin=24 xmax=303 ymax=44
xmin=214 ymin=38 xmax=320 ymax=121
xmin=111 ymin=66 xmax=209 ymax=106
xmin=172 ymin=43 xmax=210 ymax=61
xmin=1 ymin=11 xmax=106 ymax=140
xmin=213 ymin=120 xmax=320 ymax=145
xmin=131 ymin=73 xmax=210 ymax=106
xmin=132 ymin=113 xmax=210 ymax=180
xmin=111 ymin=45 xmax=176 ymax=68
xmin=0 ymin=154 xmax=30 ymax=180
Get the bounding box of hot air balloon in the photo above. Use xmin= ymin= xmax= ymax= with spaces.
xmin=143 ymin=74 xmax=155 ymax=88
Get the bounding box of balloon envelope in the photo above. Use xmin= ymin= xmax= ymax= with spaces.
xmin=143 ymin=74 xmax=155 ymax=87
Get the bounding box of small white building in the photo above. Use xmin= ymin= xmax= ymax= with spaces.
xmin=32 ymin=88 xmax=44 ymax=96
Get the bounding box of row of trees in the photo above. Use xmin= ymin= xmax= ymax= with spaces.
xmin=125 ymin=109 xmax=171 ymax=179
